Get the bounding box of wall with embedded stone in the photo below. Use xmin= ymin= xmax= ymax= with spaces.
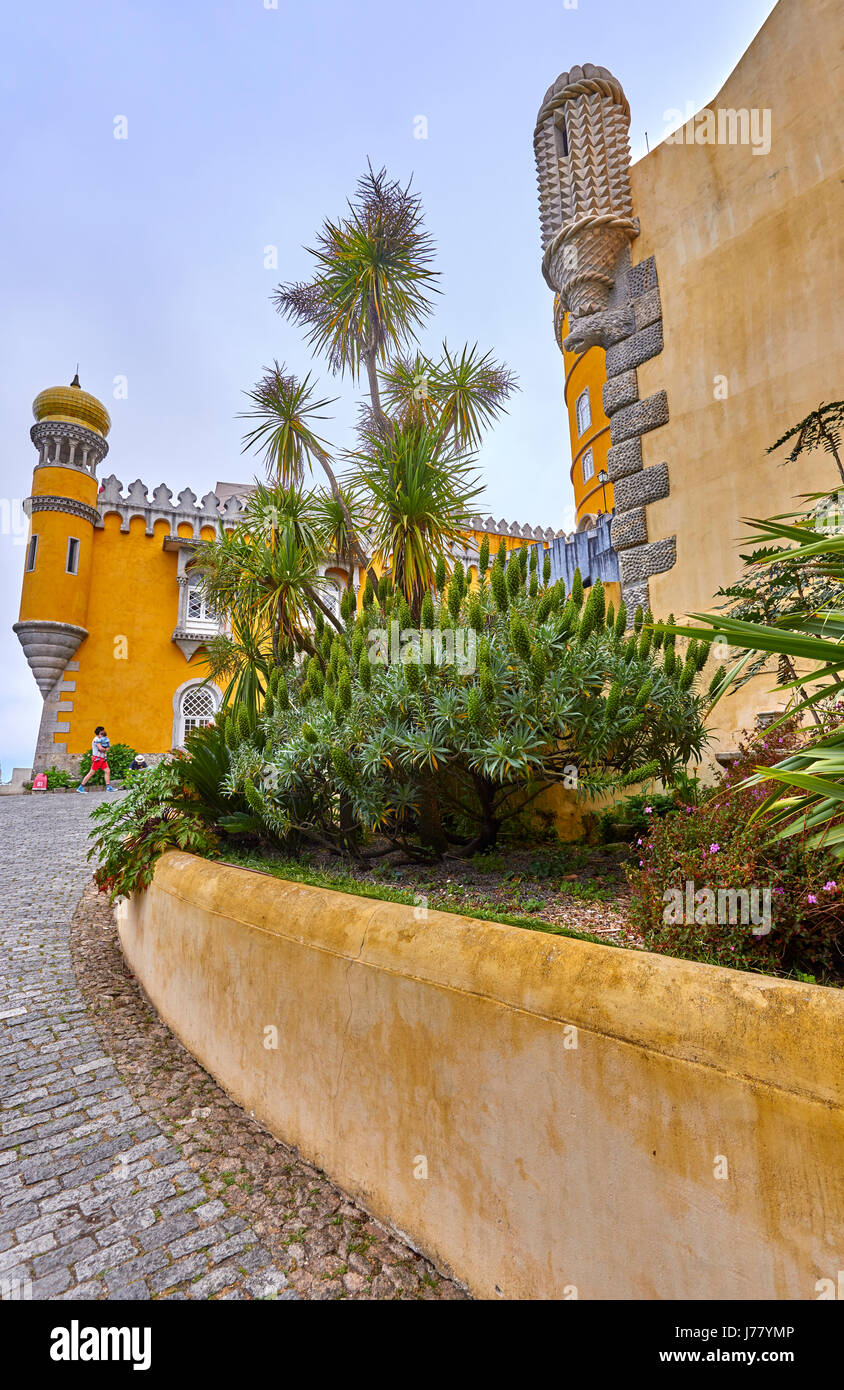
xmin=625 ymin=0 xmax=844 ymax=744
xmin=536 ymin=0 xmax=843 ymax=752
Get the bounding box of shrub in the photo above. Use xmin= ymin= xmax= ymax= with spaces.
xmin=43 ymin=765 xmax=76 ymax=790
xmin=230 ymin=568 xmax=708 ymax=859
xmin=597 ymin=790 xmax=678 ymax=842
xmin=88 ymin=760 xmax=218 ymax=901
xmin=79 ymin=742 xmax=136 ymax=785
xmin=626 ymin=722 xmax=844 ymax=981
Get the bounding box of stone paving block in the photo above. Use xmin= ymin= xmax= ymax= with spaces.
xmin=32 ymin=1267 xmax=73 ymax=1299
xmin=148 ymin=1252 xmax=209 ymax=1293
xmin=188 ymin=1263 xmax=242 ymax=1299
xmin=33 ymin=1236 xmax=98 ymax=1279
xmin=137 ymin=1213 xmax=199 ymax=1253
xmin=0 ymin=1231 xmax=55 ymax=1272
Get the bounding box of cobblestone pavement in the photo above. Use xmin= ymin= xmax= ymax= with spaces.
xmin=0 ymin=794 xmax=467 ymax=1301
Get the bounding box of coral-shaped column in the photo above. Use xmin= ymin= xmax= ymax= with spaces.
xmin=534 ymin=64 xmax=638 ymax=350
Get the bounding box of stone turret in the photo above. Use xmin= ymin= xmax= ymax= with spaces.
xmin=534 ymin=64 xmax=638 ymax=354
xmin=14 ymin=375 xmax=111 ymax=768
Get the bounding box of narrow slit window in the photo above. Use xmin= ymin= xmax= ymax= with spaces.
xmin=26 ymin=535 xmax=38 ymax=572
xmin=66 ymin=537 xmax=80 ymax=575
xmin=555 ymin=114 xmax=568 ymax=158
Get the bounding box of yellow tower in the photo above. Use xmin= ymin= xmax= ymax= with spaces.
xmin=559 ymin=307 xmax=613 ymax=526
xmin=14 ymin=374 xmax=111 ymax=770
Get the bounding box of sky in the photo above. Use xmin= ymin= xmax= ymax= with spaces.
xmin=0 ymin=0 xmax=779 ymax=777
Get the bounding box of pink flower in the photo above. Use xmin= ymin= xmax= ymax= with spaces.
xmin=808 ymin=893 xmax=818 ymax=904
xmin=636 ymin=837 xmax=643 ymax=846
xmin=709 ymin=843 xmax=720 ymax=854
xmin=644 ymin=806 xmax=653 ymax=814
xmin=773 ymin=887 xmax=784 ymax=895
xmin=823 ymin=880 xmax=837 ymax=892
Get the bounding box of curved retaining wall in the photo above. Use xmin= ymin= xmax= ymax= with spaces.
xmin=119 ymin=852 xmax=844 ymax=1299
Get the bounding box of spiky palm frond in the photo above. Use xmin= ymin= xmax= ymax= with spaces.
xmin=379 ymin=351 xmax=440 ymax=429
xmin=273 ymin=165 xmax=438 ymax=382
xmin=239 ymin=363 xmax=336 ymax=486
xmin=348 ymin=421 xmax=484 ymax=619
xmin=661 ymin=495 xmax=844 ymax=856
xmin=313 ymin=486 xmax=365 ymax=572
xmin=193 ymin=484 xmax=341 ymax=689
xmin=431 ymin=341 xmax=518 ymax=452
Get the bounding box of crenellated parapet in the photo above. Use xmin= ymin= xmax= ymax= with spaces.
xmin=91 ymin=482 xmax=562 ymax=546
xmin=465 ymin=514 xmax=562 ymax=542
xmin=96 ymin=475 xmax=248 ymax=538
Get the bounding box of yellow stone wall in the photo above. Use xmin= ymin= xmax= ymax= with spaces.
xmin=120 ymin=852 xmax=844 ymax=1300
xmin=628 ymin=0 xmax=844 ymax=747
xmin=21 ymin=498 xmax=553 ymax=759
xmin=49 ymin=514 xmax=217 ymax=756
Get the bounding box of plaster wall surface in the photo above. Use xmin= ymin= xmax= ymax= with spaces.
xmin=629 ymin=0 xmax=844 ymax=745
xmin=120 ymin=851 xmax=844 ymax=1300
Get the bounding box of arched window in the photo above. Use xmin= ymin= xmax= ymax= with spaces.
xmin=323 ymin=576 xmax=343 ymax=619
xmin=178 ymin=684 xmax=219 ymax=745
xmin=576 ymin=389 xmax=591 ymax=437
xmin=582 ymin=447 xmax=595 ymax=483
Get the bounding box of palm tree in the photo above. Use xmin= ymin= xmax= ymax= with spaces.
xmin=192 ymin=484 xmax=344 ymax=715
xmin=273 ymin=165 xmax=439 ymax=434
xmin=349 ymin=421 xmax=484 ymax=622
xmin=240 ymin=168 xmax=517 ymax=615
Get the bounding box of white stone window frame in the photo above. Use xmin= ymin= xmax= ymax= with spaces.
xmin=25 ymin=534 xmax=38 ymax=573
xmin=575 ymin=388 xmax=591 ymax=437
xmin=186 ymin=576 xmax=216 ymax=629
xmin=176 ymin=550 xmax=224 ymax=636
xmin=171 ymin=678 xmax=222 ymax=750
xmin=582 ymin=447 xmax=595 ymax=484
xmin=66 ymin=536 xmax=81 ymax=575
xmin=316 ymin=562 xmax=354 ymax=626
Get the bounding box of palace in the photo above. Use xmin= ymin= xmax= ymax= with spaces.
xmin=13 ymin=0 xmax=844 ymax=777
xmin=14 ymin=377 xmax=591 ymax=771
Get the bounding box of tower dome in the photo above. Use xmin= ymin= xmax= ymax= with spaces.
xmin=32 ymin=373 xmax=111 ymax=438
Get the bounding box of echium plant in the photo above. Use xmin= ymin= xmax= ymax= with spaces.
xmin=226 ymin=551 xmax=708 ymax=861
